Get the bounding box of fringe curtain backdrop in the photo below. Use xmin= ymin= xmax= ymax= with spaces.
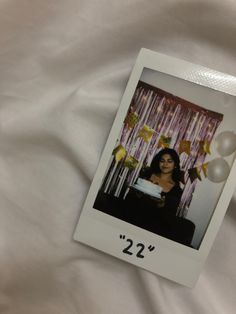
xmin=101 ymin=81 xmax=223 ymax=217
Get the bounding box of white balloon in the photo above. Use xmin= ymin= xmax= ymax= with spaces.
xmin=215 ymin=131 xmax=236 ymax=157
xmin=207 ymin=158 xmax=230 ymax=183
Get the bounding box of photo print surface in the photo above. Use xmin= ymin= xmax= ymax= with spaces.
xmin=94 ymin=68 xmax=236 ymax=249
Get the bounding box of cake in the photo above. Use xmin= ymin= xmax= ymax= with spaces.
xmin=135 ymin=178 xmax=162 ymax=196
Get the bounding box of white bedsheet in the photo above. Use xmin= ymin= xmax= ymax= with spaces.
xmin=1 ymin=1 xmax=236 ymax=313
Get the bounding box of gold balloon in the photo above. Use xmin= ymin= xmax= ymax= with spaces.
xmin=112 ymin=145 xmax=126 ymax=162
xmin=201 ymin=162 xmax=209 ymax=177
xmin=179 ymin=140 xmax=191 ymax=155
xmin=157 ymin=135 xmax=171 ymax=148
xmin=125 ymin=112 xmax=139 ymax=130
xmin=138 ymin=125 xmax=154 ymax=143
xmin=199 ymin=140 xmax=211 ymax=155
xmin=124 ymin=156 xmax=139 ymax=169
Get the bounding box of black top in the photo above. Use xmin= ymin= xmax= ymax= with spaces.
xmin=124 ymin=186 xmax=181 ymax=235
xmin=159 ymin=184 xmax=183 ymax=216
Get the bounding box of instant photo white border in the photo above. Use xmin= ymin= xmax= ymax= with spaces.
xmin=74 ymin=49 xmax=236 ymax=287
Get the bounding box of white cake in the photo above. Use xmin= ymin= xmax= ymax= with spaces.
xmin=135 ymin=178 xmax=162 ymax=196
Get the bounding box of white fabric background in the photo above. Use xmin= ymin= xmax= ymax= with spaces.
xmin=0 ymin=1 xmax=236 ymax=313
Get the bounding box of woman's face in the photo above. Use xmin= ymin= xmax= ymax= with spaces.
xmin=159 ymin=154 xmax=175 ymax=174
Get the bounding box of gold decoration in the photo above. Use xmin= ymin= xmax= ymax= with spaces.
xmin=112 ymin=145 xmax=126 ymax=162
xmin=125 ymin=111 xmax=139 ymax=130
xmin=179 ymin=170 xmax=186 ymax=184
xmin=188 ymin=167 xmax=202 ymax=183
xmin=179 ymin=140 xmax=191 ymax=155
xmin=124 ymin=156 xmax=139 ymax=169
xmin=199 ymin=140 xmax=211 ymax=155
xmin=202 ymin=162 xmax=209 ymax=177
xmin=157 ymin=135 xmax=172 ymax=148
xmin=138 ymin=125 xmax=154 ymax=142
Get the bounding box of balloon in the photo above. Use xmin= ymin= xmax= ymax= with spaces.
xmin=207 ymin=158 xmax=230 ymax=183
xmin=215 ymin=131 xmax=236 ymax=157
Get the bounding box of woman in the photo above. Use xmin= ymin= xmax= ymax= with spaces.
xmin=140 ymin=148 xmax=183 ymax=216
xmin=124 ymin=148 xmax=183 ymax=232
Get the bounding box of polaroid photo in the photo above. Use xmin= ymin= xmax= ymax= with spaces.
xmin=74 ymin=49 xmax=236 ymax=287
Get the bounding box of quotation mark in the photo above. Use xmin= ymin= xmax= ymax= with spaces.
xmin=148 ymin=245 xmax=155 ymax=252
xmin=119 ymin=234 xmax=155 ymax=258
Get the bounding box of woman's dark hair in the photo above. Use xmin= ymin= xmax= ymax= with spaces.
xmin=141 ymin=148 xmax=181 ymax=183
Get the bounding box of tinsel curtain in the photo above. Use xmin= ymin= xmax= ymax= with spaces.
xmin=101 ymin=81 xmax=223 ymax=217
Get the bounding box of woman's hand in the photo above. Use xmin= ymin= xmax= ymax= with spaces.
xmin=149 ymin=196 xmax=165 ymax=208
